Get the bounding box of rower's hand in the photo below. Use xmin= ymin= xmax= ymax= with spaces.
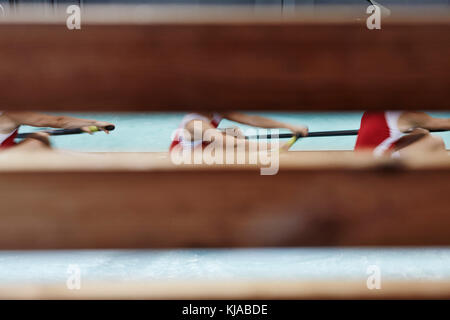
xmin=81 ymin=121 xmax=115 ymax=134
xmin=288 ymin=125 xmax=309 ymax=137
xmin=279 ymin=125 xmax=307 ymax=153
xmin=223 ymin=126 xmax=245 ymax=139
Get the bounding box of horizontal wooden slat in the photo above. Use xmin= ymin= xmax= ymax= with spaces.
xmin=0 ymin=14 xmax=448 ymax=110
xmin=0 ymin=150 xmax=449 ymax=171
xmin=2 ymin=280 xmax=450 ymax=299
xmin=0 ymin=151 xmax=449 ymax=248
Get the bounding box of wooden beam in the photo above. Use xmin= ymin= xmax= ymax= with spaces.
xmin=0 ymin=18 xmax=448 ymax=110
xmin=0 ymin=152 xmax=449 ymax=248
xmin=2 ymin=280 xmax=450 ymax=299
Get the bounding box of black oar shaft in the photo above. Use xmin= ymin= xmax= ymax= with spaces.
xmin=17 ymin=125 xmax=115 ymax=139
xmin=247 ymin=129 xmax=359 ymax=139
xmin=247 ymin=128 xmax=447 ymax=139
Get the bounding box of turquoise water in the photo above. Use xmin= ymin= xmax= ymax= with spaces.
xmin=1 ymin=248 xmax=450 ymax=284
xmin=20 ymin=112 xmax=450 ymax=152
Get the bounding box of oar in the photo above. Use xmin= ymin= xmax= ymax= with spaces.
xmin=248 ymin=129 xmax=359 ymax=140
xmin=17 ymin=125 xmax=115 ymax=139
xmin=248 ymin=128 xmax=448 ymax=140
xmin=281 ymin=133 xmax=302 ymax=151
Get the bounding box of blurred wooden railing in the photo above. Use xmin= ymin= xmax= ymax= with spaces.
xmin=0 ymin=151 xmax=449 ymax=249
xmin=0 ymin=6 xmax=448 ymax=111
xmin=2 ymin=280 xmax=450 ymax=299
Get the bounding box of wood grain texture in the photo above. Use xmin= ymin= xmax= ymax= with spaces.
xmin=0 ymin=21 xmax=449 ymax=111
xmin=0 ymin=167 xmax=449 ymax=248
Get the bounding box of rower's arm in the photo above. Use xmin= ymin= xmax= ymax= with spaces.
xmin=184 ymin=119 xmax=289 ymax=151
xmin=399 ymin=112 xmax=450 ymax=132
xmin=4 ymin=112 xmax=114 ymax=133
xmin=222 ymin=112 xmax=308 ymax=136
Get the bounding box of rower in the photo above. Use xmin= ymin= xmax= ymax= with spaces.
xmin=0 ymin=112 xmax=114 ymax=152
xmin=355 ymin=111 xmax=449 ymax=157
xmin=169 ymin=112 xmax=309 ymax=154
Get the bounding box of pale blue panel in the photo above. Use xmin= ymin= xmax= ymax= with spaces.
xmin=1 ymin=248 xmax=450 ymax=284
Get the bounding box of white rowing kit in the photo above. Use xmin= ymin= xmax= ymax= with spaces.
xmin=169 ymin=113 xmax=223 ymax=152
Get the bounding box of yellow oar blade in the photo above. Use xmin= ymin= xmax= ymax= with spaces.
xmin=88 ymin=126 xmax=100 ymax=132
xmin=280 ymin=134 xmax=300 ymax=152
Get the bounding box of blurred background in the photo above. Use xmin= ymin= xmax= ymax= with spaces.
xmin=1 ymin=0 xmax=448 ymax=14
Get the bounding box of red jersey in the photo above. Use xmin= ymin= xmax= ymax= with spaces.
xmin=355 ymin=111 xmax=403 ymax=156
xmin=0 ymin=129 xmax=18 ymax=149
